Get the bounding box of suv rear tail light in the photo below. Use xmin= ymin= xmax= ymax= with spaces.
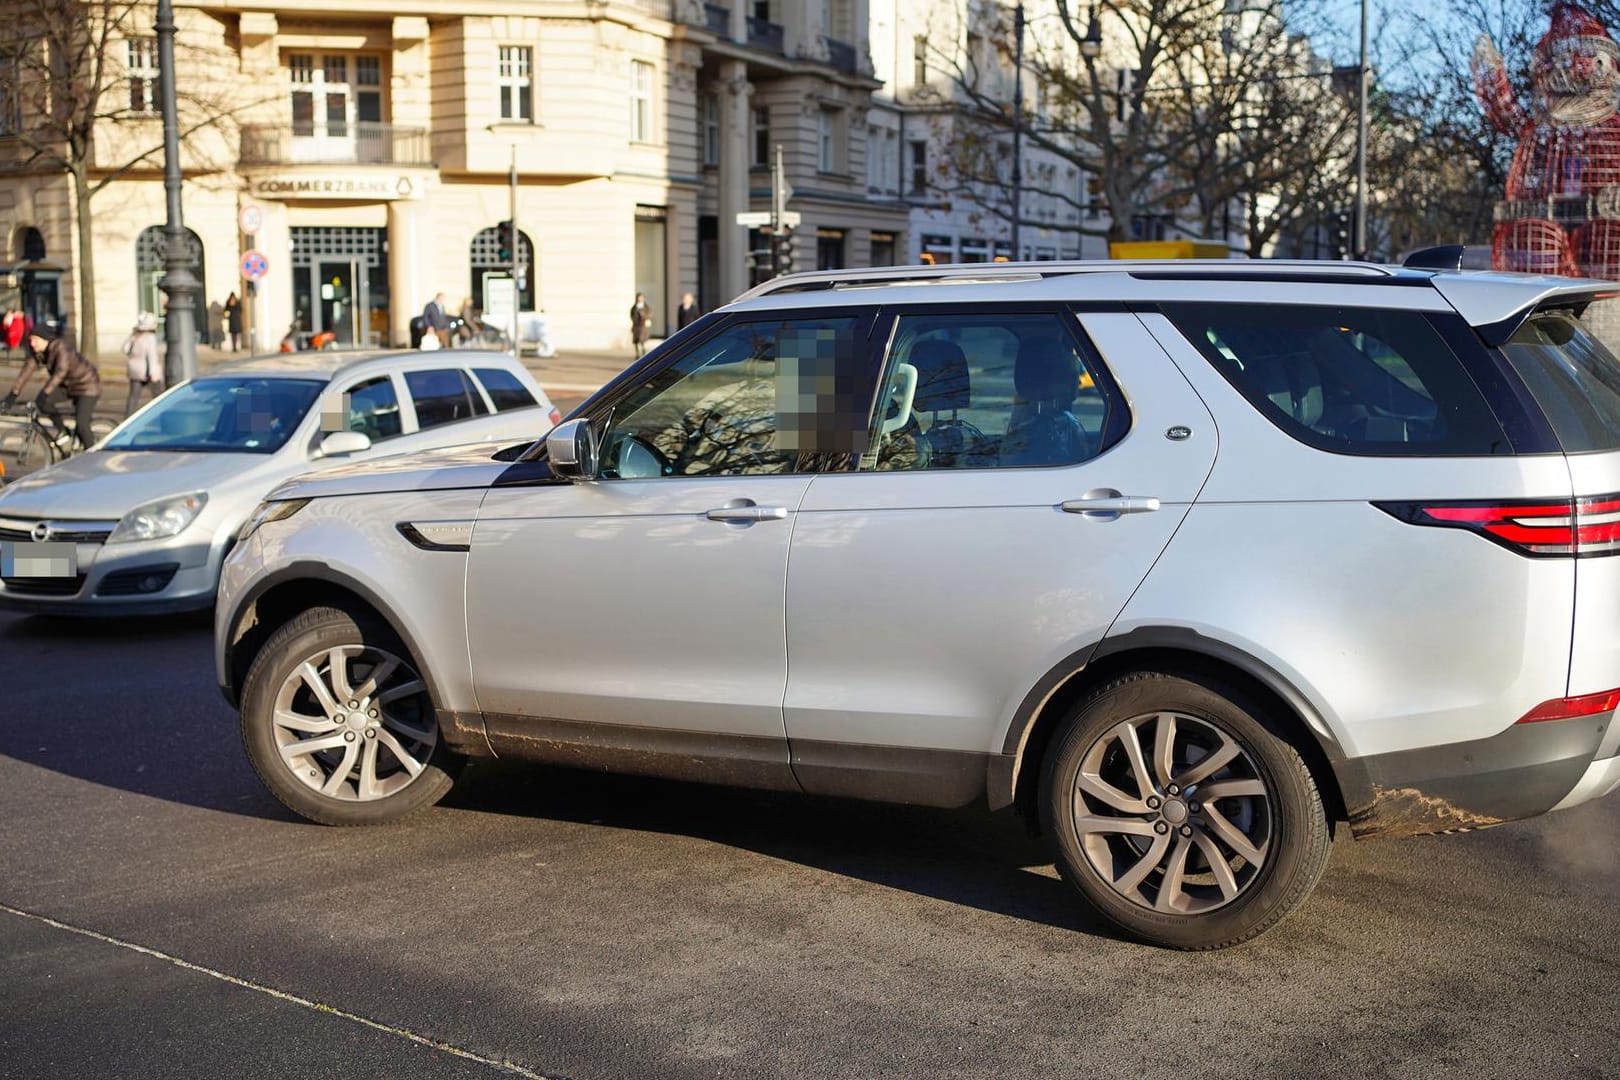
xmin=1376 ymin=495 xmax=1620 ymax=557
xmin=1517 ymin=687 xmax=1620 ymax=724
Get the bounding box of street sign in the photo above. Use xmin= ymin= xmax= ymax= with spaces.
xmin=241 ymin=250 xmax=269 ymax=281
xmin=238 ymin=204 xmax=263 ymax=236
xmin=735 ymin=210 xmax=801 ymax=229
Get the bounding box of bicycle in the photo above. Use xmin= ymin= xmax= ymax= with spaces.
xmin=0 ymin=401 xmax=113 ymax=468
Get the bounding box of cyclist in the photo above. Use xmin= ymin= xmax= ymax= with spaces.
xmin=2 ymin=326 xmax=102 ymax=452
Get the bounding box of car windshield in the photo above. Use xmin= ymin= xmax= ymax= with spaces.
xmin=102 ymin=377 xmax=326 ymax=454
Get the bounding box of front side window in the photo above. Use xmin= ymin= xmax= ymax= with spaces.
xmin=406 ymin=369 xmax=486 ymax=430
xmin=127 ymin=38 xmax=159 ymax=114
xmin=1164 ymin=303 xmax=1511 ymax=456
xmin=630 ymin=60 xmax=655 ymax=142
xmin=102 ymin=378 xmax=325 ymax=454
xmin=498 ymin=46 xmax=533 ymax=122
xmin=866 ymin=312 xmax=1122 ymax=471
xmin=343 ymin=375 xmax=402 ymax=441
xmin=597 ymin=316 xmax=871 ymax=479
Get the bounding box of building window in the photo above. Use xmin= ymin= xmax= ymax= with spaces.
xmin=818 ymin=107 xmax=838 ymax=172
xmin=908 ymin=139 xmax=927 ymax=196
xmin=817 ymin=228 xmax=846 ymax=271
xmin=913 ymin=35 xmax=927 ymax=86
xmin=498 ymin=46 xmax=533 ymax=122
xmin=0 ymin=61 xmax=21 ymax=134
xmin=752 ymin=106 xmax=769 ymax=167
xmin=870 ymin=230 xmax=896 ymax=267
xmin=356 ymin=55 xmax=382 ymax=123
xmin=128 ymin=38 xmax=159 ymax=115
xmin=630 ymin=60 xmax=655 ymax=143
xmin=702 ymin=94 xmax=719 ymax=167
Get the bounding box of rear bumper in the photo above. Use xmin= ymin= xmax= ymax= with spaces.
xmin=1343 ymin=713 xmax=1617 ymax=839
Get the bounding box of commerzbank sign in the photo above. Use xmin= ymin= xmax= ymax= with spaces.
xmin=249 ymin=174 xmax=423 ymax=201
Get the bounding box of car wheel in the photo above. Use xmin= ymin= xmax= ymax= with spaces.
xmin=1040 ymin=671 xmax=1332 ymax=949
xmin=239 ymin=605 xmax=460 ymax=825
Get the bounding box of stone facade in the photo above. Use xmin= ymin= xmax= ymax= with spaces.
xmin=0 ymin=0 xmax=905 ymax=355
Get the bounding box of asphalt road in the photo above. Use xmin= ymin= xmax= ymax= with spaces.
xmin=2 ymin=607 xmax=1618 ymax=1080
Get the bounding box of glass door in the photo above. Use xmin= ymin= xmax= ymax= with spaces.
xmin=315 ymin=259 xmax=361 ymax=345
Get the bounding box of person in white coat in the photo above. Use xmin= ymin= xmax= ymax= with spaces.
xmin=123 ymin=312 xmax=164 ymax=417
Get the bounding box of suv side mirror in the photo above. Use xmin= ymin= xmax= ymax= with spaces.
xmin=547 ymin=418 xmax=598 ymax=481
xmin=319 ymin=430 xmax=371 ymax=457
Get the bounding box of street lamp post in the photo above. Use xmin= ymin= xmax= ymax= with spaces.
xmin=1010 ymin=1 xmax=1025 ymax=262
xmin=156 ymin=0 xmax=198 ymax=382
xmin=1354 ymin=0 xmax=1369 ymax=260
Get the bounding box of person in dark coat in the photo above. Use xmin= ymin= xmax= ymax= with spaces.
xmin=422 ymin=293 xmax=451 ymax=348
xmin=3 ymin=326 xmax=102 ymax=450
xmin=225 ymin=292 xmax=244 ymax=351
xmin=630 ymin=293 xmax=652 ymax=357
xmin=676 ymin=292 xmax=700 ymax=330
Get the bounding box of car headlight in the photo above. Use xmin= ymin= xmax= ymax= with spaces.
xmin=106 ymin=492 xmax=209 ymax=545
xmin=236 ymin=497 xmax=309 ymax=544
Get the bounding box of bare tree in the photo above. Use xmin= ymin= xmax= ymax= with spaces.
xmin=922 ymin=0 xmax=1357 ymax=253
xmin=0 ymin=0 xmax=236 ymax=352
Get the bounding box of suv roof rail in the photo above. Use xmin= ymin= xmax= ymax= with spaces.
xmin=733 ymin=259 xmax=1401 ymax=301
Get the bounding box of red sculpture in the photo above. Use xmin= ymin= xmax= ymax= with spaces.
xmin=1474 ymin=2 xmax=1620 ymax=277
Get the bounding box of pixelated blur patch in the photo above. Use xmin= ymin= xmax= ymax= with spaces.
xmin=319 ymin=393 xmax=351 ymax=433
xmin=1 ymin=541 xmax=77 ymax=578
xmin=774 ymin=325 xmax=863 ymax=452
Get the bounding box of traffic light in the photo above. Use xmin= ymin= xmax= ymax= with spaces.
xmin=495 ymin=219 xmax=514 ymax=263
xmin=772 ymin=226 xmax=795 ymax=276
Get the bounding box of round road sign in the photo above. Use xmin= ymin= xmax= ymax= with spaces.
xmin=241 ymin=250 xmax=269 ymax=281
xmin=238 ymin=204 xmax=263 ymax=235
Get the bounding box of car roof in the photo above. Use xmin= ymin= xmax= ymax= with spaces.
xmin=725 ymin=260 xmax=1617 ymax=331
xmin=203 ymin=348 xmax=529 ymax=383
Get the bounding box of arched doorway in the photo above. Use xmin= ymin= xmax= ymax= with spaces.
xmin=469 ymin=225 xmax=535 ymax=322
xmin=14 ymin=226 xmax=45 ymax=262
xmin=9 ymin=226 xmax=62 ymax=331
xmin=136 ymin=226 xmax=207 ymax=342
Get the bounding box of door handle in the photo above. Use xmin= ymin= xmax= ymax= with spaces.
xmin=1061 ymin=493 xmax=1161 ymax=519
xmin=705 ymin=501 xmax=788 ymax=523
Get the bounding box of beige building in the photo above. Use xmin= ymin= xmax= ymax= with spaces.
xmin=0 ymin=0 xmax=906 ymax=355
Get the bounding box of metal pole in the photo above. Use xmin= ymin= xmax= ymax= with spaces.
xmin=1354 ymin=0 xmax=1368 ymax=261
xmin=509 ymin=144 xmax=519 ymax=356
xmin=1010 ymin=1 xmax=1025 ymax=261
xmin=156 ymin=0 xmax=197 ymax=382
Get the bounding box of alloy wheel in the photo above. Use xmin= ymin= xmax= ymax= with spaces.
xmin=1071 ymin=711 xmax=1272 ymax=914
xmin=271 ymin=644 xmax=437 ymax=801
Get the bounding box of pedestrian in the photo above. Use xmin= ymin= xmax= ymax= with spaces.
xmin=630 ymin=292 xmax=652 ymax=358
xmin=207 ymin=300 xmax=225 ymax=349
xmin=225 ymin=292 xmax=243 ymax=351
xmin=676 ymin=291 xmax=700 ymax=331
xmin=122 ymin=311 xmax=163 ymax=417
xmin=2 ymin=325 xmax=102 ymax=452
xmin=457 ymin=295 xmax=483 ymax=345
xmin=422 ymin=292 xmax=451 ymax=349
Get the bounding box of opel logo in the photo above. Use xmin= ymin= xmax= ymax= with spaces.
xmin=31 ymin=522 xmax=50 ymax=542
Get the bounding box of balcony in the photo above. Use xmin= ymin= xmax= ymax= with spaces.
xmin=747 ymin=16 xmax=784 ymax=54
xmin=703 ymin=3 xmax=728 ymax=34
xmin=239 ymin=123 xmax=433 ymax=168
xmin=825 ymin=38 xmax=857 ymax=74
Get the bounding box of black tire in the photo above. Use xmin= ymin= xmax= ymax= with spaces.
xmin=239 ymin=605 xmax=461 ymax=826
xmin=1040 ymin=670 xmax=1332 ymax=949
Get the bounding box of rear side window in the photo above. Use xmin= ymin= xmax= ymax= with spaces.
xmin=406 ymin=369 xmax=487 ymax=430
xmin=1502 ymin=305 xmax=1620 ymax=453
xmin=1164 ymin=303 xmax=1511 ymax=456
xmin=473 ymin=367 xmax=538 ymax=412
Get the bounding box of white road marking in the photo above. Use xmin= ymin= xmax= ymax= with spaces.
xmin=1 ymin=901 xmax=554 ymax=1079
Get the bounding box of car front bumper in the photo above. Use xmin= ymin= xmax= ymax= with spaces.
xmin=0 ymin=535 xmax=222 ymax=616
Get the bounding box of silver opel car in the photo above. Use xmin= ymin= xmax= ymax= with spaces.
xmin=0 ymin=349 xmax=558 ymax=614
xmin=216 ymin=258 xmax=1620 ymax=949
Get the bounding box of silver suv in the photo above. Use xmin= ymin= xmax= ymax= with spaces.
xmin=216 ymin=259 xmax=1620 ymax=949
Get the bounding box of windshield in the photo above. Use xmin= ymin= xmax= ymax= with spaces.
xmin=102 ymin=377 xmax=326 ymax=454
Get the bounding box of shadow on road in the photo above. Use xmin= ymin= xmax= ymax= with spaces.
xmin=0 ymin=608 xmax=1127 ymax=941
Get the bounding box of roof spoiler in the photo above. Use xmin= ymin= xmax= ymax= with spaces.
xmin=1430 ymin=274 xmax=1620 ymax=345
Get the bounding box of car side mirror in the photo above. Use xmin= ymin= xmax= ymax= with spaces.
xmin=546 ymin=418 xmax=598 ymax=481
xmin=319 ymin=430 xmax=371 ymax=457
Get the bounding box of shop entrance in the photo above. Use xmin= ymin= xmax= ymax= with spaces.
xmin=290 ymin=227 xmax=388 ymax=346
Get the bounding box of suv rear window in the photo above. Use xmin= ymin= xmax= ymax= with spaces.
xmin=1163 ymin=303 xmax=1511 ymax=456
xmin=1501 ymin=302 xmax=1620 ymax=453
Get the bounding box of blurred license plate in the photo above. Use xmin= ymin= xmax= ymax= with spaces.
xmin=0 ymin=541 xmax=78 ymax=578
